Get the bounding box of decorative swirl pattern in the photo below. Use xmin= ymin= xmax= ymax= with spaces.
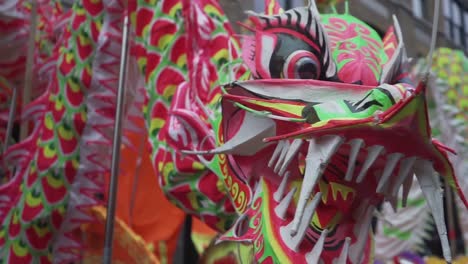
xmin=323 ymin=15 xmax=387 ymax=85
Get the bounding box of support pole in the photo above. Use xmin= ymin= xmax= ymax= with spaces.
xmin=3 ymin=84 xmax=18 ymax=154
xmin=103 ymin=12 xmax=130 ymax=264
xmin=20 ymin=0 xmax=38 ymax=140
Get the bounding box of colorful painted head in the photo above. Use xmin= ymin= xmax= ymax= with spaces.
xmin=191 ymin=1 xmax=468 ymax=263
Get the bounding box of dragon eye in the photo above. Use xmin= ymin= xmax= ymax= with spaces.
xmin=282 ymin=50 xmax=321 ymax=79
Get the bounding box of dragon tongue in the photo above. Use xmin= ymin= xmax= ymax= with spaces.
xmin=414 ymin=159 xmax=452 ymax=263
xmin=290 ymin=135 xmax=344 ymax=236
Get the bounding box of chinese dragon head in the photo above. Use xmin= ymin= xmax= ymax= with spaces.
xmin=178 ymin=1 xmax=468 ymax=263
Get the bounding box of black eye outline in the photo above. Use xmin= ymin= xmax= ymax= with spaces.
xmin=282 ymin=50 xmax=321 ymax=79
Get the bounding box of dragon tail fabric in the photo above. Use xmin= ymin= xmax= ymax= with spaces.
xmin=0 ymin=0 xmax=129 ymax=262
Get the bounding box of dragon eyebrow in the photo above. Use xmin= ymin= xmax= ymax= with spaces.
xmin=257 ymin=7 xmax=317 ymax=40
xmin=245 ymin=3 xmax=339 ymax=80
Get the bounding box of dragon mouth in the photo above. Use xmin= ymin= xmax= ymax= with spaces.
xmin=222 ymin=128 xmax=423 ymax=262
xmin=264 ymin=135 xmax=412 ymax=262
xmin=193 ymin=78 xmax=461 ymax=263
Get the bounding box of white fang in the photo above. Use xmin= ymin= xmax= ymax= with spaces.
xmin=280 ymin=192 xmax=322 ymax=252
xmin=274 ymin=171 xmax=291 ymax=202
xmin=291 ymin=135 xmax=343 ymax=236
xmin=306 ymin=229 xmax=328 ymax=264
xmin=335 ymin=237 xmax=351 ymax=264
xmin=274 ymin=141 xmax=290 ymax=173
xmin=344 ymin=138 xmax=364 ymax=181
xmin=356 ymin=145 xmax=385 ymax=183
xmin=376 ymin=153 xmax=403 ymax=193
xmin=391 ymin=156 xmax=417 ymax=196
xmin=414 ymin=159 xmax=452 ymax=263
xmin=269 ymin=140 xmax=286 ymax=168
xmin=278 ymin=139 xmax=303 ymax=176
xmin=401 ymin=173 xmax=414 ymax=207
xmin=275 ymin=187 xmax=297 ymax=220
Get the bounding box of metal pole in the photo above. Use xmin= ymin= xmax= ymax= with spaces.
xmin=20 ymin=0 xmax=38 ymax=140
xmin=3 ymin=85 xmax=18 ymax=154
xmin=103 ymin=12 xmax=130 ymax=264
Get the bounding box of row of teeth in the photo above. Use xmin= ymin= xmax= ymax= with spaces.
xmin=268 ymin=135 xmax=452 ymax=263
xmin=183 ymin=112 xmax=451 ymax=263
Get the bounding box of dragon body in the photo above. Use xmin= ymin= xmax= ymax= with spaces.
xmin=0 ymin=0 xmax=128 ymax=262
